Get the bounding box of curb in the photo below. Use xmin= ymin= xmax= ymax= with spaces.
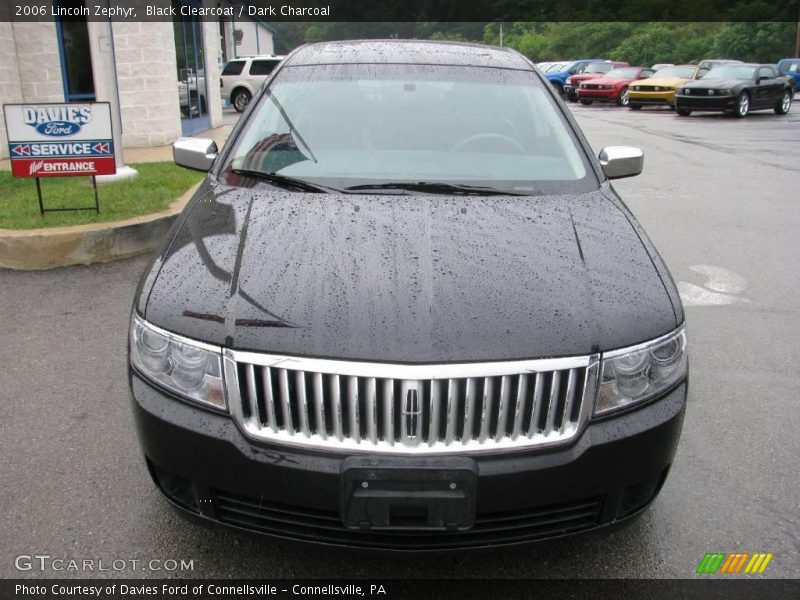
xmin=0 ymin=182 xmax=200 ymax=270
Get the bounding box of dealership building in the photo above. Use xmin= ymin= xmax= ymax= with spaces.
xmin=0 ymin=1 xmax=275 ymax=161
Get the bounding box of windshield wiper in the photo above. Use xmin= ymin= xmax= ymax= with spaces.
xmin=344 ymin=182 xmax=530 ymax=196
xmin=264 ymin=89 xmax=317 ymax=164
xmin=230 ymin=169 xmax=339 ymax=193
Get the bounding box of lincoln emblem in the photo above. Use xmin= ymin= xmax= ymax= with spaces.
xmin=401 ymin=385 xmax=421 ymax=445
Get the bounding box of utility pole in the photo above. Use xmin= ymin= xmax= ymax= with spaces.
xmin=796 ymin=0 xmax=800 ymax=57
xmin=499 ymin=21 xmax=505 ymax=47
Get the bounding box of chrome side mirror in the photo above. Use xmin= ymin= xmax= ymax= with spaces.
xmin=173 ymin=137 xmax=218 ymax=171
xmin=598 ymin=146 xmax=644 ymax=179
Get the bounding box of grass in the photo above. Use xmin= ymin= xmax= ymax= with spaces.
xmin=0 ymin=162 xmax=205 ymax=230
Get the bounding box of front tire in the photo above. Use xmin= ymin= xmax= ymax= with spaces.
xmin=676 ymin=107 xmax=691 ymax=116
xmin=579 ymin=99 xmax=593 ymax=105
xmin=232 ymin=89 xmax=252 ymax=113
xmin=775 ymin=90 xmax=792 ymax=115
xmin=617 ymin=86 xmax=630 ymax=107
xmin=551 ymin=82 xmax=564 ymax=96
xmin=735 ymin=92 xmax=750 ymax=118
xmin=629 ymin=103 xmax=642 ymax=110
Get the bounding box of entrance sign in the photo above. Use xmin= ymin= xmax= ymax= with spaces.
xmin=3 ymin=102 xmax=116 ymax=178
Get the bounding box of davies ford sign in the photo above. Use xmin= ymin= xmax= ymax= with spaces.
xmin=3 ymin=102 xmax=115 ymax=178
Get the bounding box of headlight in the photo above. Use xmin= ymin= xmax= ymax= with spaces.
xmin=129 ymin=314 xmax=226 ymax=410
xmin=596 ymin=328 xmax=687 ymax=416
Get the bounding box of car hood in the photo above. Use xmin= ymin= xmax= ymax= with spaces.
xmin=568 ymin=73 xmax=603 ymax=82
xmin=141 ymin=180 xmax=679 ymax=362
xmin=632 ymin=76 xmax=686 ymax=87
xmin=582 ymin=76 xmax=629 ymax=86
xmin=684 ymin=78 xmax=743 ymax=89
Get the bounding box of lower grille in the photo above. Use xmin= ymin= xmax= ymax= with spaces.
xmin=224 ymin=352 xmax=598 ymax=453
xmin=214 ymin=489 xmax=603 ymax=549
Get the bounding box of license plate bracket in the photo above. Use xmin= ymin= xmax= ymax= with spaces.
xmin=341 ymin=456 xmax=477 ymax=531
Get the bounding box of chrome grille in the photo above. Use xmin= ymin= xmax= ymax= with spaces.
xmin=224 ymin=351 xmax=598 ymax=454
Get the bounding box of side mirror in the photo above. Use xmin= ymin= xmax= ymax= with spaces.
xmin=173 ymin=137 xmax=218 ymax=171
xmin=599 ymin=146 xmax=644 ymax=179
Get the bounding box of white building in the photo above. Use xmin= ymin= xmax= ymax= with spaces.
xmin=0 ymin=0 xmax=275 ymax=160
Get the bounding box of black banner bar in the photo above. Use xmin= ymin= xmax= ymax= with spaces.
xmin=3 ymin=579 xmax=800 ymax=600
xmin=2 ymin=0 xmax=798 ymax=23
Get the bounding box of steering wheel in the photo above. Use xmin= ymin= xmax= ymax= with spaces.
xmin=451 ymin=132 xmax=526 ymax=153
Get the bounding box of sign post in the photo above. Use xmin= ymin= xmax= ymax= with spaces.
xmin=3 ymin=102 xmax=116 ymax=215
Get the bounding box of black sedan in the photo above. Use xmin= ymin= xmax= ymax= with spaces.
xmin=675 ymin=63 xmax=793 ymax=117
xmin=129 ymin=40 xmax=688 ymax=550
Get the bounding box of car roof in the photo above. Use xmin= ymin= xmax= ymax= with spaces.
xmin=286 ymin=40 xmax=532 ymax=70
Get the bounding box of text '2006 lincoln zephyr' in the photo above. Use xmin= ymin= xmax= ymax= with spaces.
xmin=128 ymin=40 xmax=688 ymax=550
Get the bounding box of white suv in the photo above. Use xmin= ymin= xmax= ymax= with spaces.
xmin=221 ymin=56 xmax=284 ymax=112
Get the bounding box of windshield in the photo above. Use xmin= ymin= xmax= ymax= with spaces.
xmin=546 ymin=62 xmax=568 ymax=72
xmin=604 ymin=68 xmax=640 ymax=79
xmin=584 ymin=63 xmax=613 ymax=74
xmin=778 ymin=61 xmax=799 ymax=74
xmin=222 ymin=64 xmax=596 ymax=194
xmin=702 ymin=66 xmax=756 ymax=80
xmin=652 ymin=66 xmax=696 ymax=79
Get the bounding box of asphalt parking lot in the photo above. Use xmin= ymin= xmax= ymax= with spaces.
xmin=1 ymin=99 xmax=799 ymax=580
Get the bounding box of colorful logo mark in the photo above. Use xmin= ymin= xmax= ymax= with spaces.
xmin=696 ymin=552 xmax=773 ymax=574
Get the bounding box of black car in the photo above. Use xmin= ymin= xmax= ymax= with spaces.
xmin=129 ymin=40 xmax=688 ymax=550
xmin=675 ymin=63 xmax=793 ymax=118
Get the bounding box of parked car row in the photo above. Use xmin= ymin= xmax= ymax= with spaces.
xmin=537 ymin=58 xmax=796 ymax=118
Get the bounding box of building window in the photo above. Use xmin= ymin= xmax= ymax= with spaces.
xmin=55 ymin=0 xmax=96 ymax=101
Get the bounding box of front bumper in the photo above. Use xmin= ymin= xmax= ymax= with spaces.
xmin=628 ymin=91 xmax=676 ymax=106
xmin=130 ymin=372 xmax=687 ymax=550
xmin=577 ymin=88 xmax=620 ymax=101
xmin=675 ymin=95 xmax=737 ymax=112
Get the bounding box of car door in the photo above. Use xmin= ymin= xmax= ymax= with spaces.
xmin=754 ymin=67 xmax=779 ymax=107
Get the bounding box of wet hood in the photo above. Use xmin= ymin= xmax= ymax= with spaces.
xmin=140 ymin=180 xmax=679 ymax=362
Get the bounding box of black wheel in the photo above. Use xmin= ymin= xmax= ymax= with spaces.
xmin=775 ymin=90 xmax=792 ymax=115
xmin=629 ymin=103 xmax=642 ymax=110
xmin=232 ymin=89 xmax=251 ymax=113
xmin=551 ymin=82 xmax=564 ymax=96
xmin=676 ymin=107 xmax=691 ymax=116
xmin=734 ymin=92 xmax=750 ymax=118
xmin=617 ymin=86 xmax=630 ymax=107
xmin=579 ymin=99 xmax=593 ymax=105
xmin=566 ymin=94 xmax=578 ymax=103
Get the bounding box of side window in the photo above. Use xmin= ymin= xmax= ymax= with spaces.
xmin=758 ymin=67 xmax=774 ymax=80
xmin=222 ymin=60 xmax=245 ymax=76
xmin=640 ymin=70 xmax=654 ymax=78
xmin=249 ymin=60 xmax=280 ymax=77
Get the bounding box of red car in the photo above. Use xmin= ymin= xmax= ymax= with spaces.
xmin=564 ymin=61 xmax=628 ymax=102
xmin=578 ymin=67 xmax=655 ymax=107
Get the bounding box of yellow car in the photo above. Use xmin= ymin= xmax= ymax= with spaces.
xmin=628 ymin=65 xmax=700 ymax=109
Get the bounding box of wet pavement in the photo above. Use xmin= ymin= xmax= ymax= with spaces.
xmin=1 ymin=100 xmax=798 ymax=579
